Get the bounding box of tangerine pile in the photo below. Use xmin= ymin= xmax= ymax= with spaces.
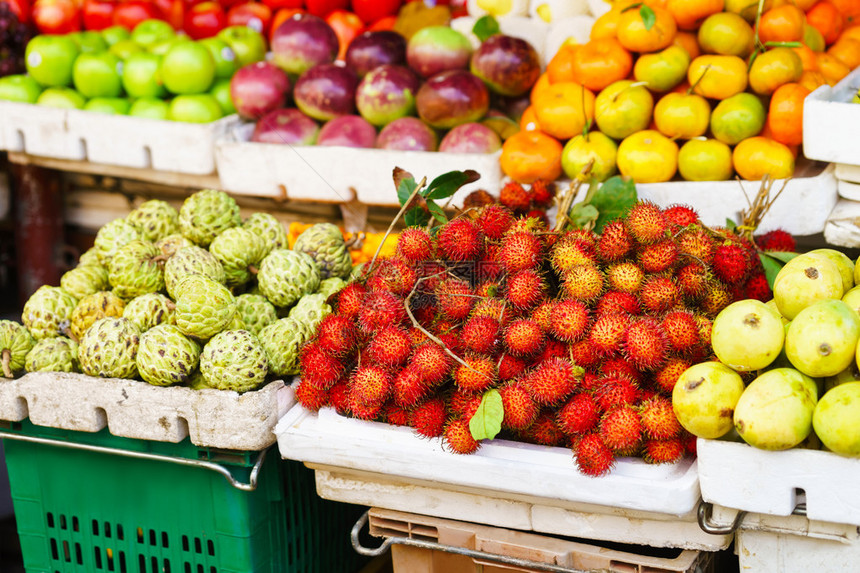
xmin=501 ymin=0 xmax=860 ymax=184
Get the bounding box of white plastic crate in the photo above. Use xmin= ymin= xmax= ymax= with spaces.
xmin=835 ymin=163 xmax=860 ymax=184
xmin=0 ymin=372 xmax=294 ymax=451
xmin=698 ymin=438 xmax=860 ymax=527
xmin=0 ymin=100 xmax=86 ymax=160
xmin=803 ymin=65 xmax=860 ymax=166
xmin=737 ymin=530 xmax=860 ymax=573
xmin=215 ymin=121 xmax=502 ymax=206
xmin=824 ymin=198 xmax=860 ymax=247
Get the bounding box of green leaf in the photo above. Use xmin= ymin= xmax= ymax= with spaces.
xmin=469 ymin=389 xmax=503 ymax=441
xmin=764 ymin=251 xmax=799 ymax=264
xmin=404 ymin=206 xmax=430 ymax=228
xmin=424 ymin=170 xmax=481 ymax=200
xmin=589 ymin=176 xmax=637 ymax=233
xmin=569 ymin=203 xmax=600 ymax=230
xmin=395 ymin=170 xmax=418 ymax=208
xmin=473 ymin=15 xmax=501 ymax=42
xmin=640 ymin=4 xmax=656 ymax=31
xmin=759 ymin=253 xmax=784 ymax=290
xmin=725 ymin=218 xmax=737 ymax=231
xmin=426 ymin=200 xmax=448 ymax=225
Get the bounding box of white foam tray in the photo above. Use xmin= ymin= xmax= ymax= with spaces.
xmin=275 ymin=406 xmax=701 ymax=516
xmin=803 ymin=65 xmax=860 ymax=166
xmin=698 ymin=438 xmax=860 ymax=527
xmin=0 ymin=100 xmax=233 ymax=174
xmin=824 ymin=198 xmax=860 ymax=248
xmin=634 ymin=162 xmax=838 ymax=236
xmin=737 ymin=529 xmax=860 ymax=573
xmin=214 ymin=121 xmax=501 ymax=206
xmin=0 ymin=372 xmax=294 ymax=451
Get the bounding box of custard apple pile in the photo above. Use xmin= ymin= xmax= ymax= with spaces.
xmin=13 ymin=189 xmax=352 ymax=394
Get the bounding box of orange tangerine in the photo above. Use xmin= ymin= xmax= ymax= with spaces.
xmin=571 ymin=38 xmax=634 ymax=92
xmin=653 ymin=92 xmax=711 ymax=139
xmin=767 ymin=82 xmax=810 ymax=146
xmin=816 ymin=52 xmax=851 ymax=84
xmin=591 ymin=8 xmax=621 ymax=40
xmin=687 ymin=55 xmax=749 ymax=99
xmin=678 ymin=139 xmax=734 ymax=181
xmin=673 ymin=31 xmax=701 ymax=59
xmin=530 ymin=72 xmax=553 ymax=104
xmin=710 ymin=92 xmax=767 ymax=145
xmin=807 ymin=1 xmax=844 ymax=45
xmin=500 ymin=130 xmax=564 ymax=184
xmin=633 ymin=45 xmax=691 ymax=93
xmin=532 ymin=82 xmax=596 ymax=140
xmin=616 ymin=130 xmax=679 ymax=183
xmin=804 ymin=23 xmax=827 ymax=51
xmin=748 ymin=47 xmax=803 ymax=95
xmin=827 ymin=37 xmax=860 ymax=69
xmin=561 ymin=132 xmax=619 ymax=182
xmin=830 ymin=0 xmax=860 ymax=26
xmin=666 ymin=0 xmax=725 ymax=30
xmin=698 ymin=12 xmax=755 ymax=57
xmin=798 ymin=69 xmax=827 ymax=90
xmin=547 ymin=44 xmax=579 ymax=84
xmin=726 ymin=0 xmax=772 ymax=21
xmin=840 ymin=25 xmax=860 ymax=43
xmin=519 ymin=106 xmax=542 ymax=131
xmin=759 ymin=5 xmax=806 ymax=44
xmin=616 ymin=5 xmax=678 ymax=53
xmin=792 ymin=44 xmax=819 ymax=70
xmin=732 ymin=137 xmax=795 ymax=181
xmin=594 ymin=80 xmax=655 ymax=139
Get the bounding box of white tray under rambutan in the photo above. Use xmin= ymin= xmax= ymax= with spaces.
xmin=274 ymin=402 xmax=700 ymax=516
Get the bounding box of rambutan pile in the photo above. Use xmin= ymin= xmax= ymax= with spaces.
xmin=295 ymin=191 xmax=774 ymax=478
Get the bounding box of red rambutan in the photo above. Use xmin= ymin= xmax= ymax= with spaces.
xmin=461 ymin=315 xmax=500 ymax=354
xmin=536 ymin=338 xmax=568 ymax=363
xmin=383 ymin=403 xmax=410 ymax=426
xmin=500 ymin=181 xmax=531 ymax=212
xmin=572 ymin=433 xmax=615 ymax=477
xmin=505 ymin=269 xmax=546 ymax=309
xmin=588 ymin=312 xmax=631 ymax=356
xmin=661 ymin=310 xmax=700 ymax=354
xmin=500 ymin=382 xmax=538 ymax=431
xmin=300 ymin=342 xmax=344 ymax=390
xmin=682 ymin=429 xmax=698 ymax=456
xmin=654 ymin=357 xmax=693 ymax=394
xmin=755 ymin=229 xmax=795 ymax=253
xmin=639 ymin=276 xmax=680 ymax=314
xmin=712 ymin=242 xmax=751 ymax=284
xmin=639 ymin=396 xmax=682 ymax=439
xmin=524 ymin=357 xmax=578 ymax=406
xmin=744 ymin=273 xmax=772 ymax=302
xmin=347 ymin=393 xmax=384 ymax=421
xmin=471 ymin=298 xmax=514 ymax=325
xmin=623 ymin=318 xmax=668 ymax=371
xmin=606 ymin=262 xmax=644 ymax=294
xmin=662 ymin=204 xmax=699 ymax=227
xmin=529 ymin=179 xmax=556 ymax=207
xmin=295 ymin=379 xmax=329 ymax=411
xmin=599 ymin=405 xmax=643 ymax=452
xmin=454 ymin=353 xmax=497 ymax=393
xmin=643 ymin=438 xmax=685 ymax=464
xmin=504 ymin=319 xmax=545 ymax=356
xmin=600 ymin=357 xmax=643 ymax=384
xmin=444 ymin=417 xmax=480 ymax=454
xmin=530 ymin=301 xmax=556 ymax=331
xmin=393 ymin=367 xmax=432 ymax=407
xmin=676 ymin=263 xmax=710 ymax=300
xmin=357 ymin=290 xmax=407 ymax=333
xmin=409 ymin=398 xmax=448 ymax=438
xmin=557 ymin=393 xmax=600 ymax=436
xmin=596 ymin=220 xmax=633 ymax=262
xmin=594 ymin=376 xmax=639 ymax=411
xmin=335 ymin=283 xmax=366 ymax=318
xmin=625 ymin=201 xmax=669 ymax=245
xmin=436 ymin=278 xmax=475 ymax=320
xmin=638 ymin=240 xmax=679 ymax=274
xmin=678 ymin=228 xmax=715 ymax=264
xmin=449 ymin=388 xmax=483 ymax=420
xmin=396 ymin=227 xmax=434 ymax=262
xmin=350 ymin=366 xmax=392 ymax=407
xmin=476 ymin=204 xmax=515 ymax=239
xmin=411 ymin=342 xmax=452 ymax=385
xmin=366 ymin=326 xmax=413 ymax=368
xmin=499 ymin=232 xmax=543 ymax=273
xmin=526 ymin=209 xmax=549 ymax=227
xmin=436 ymin=218 xmax=484 ymax=261
xmin=551 ymin=233 xmax=597 ymax=274
xmin=498 ymin=353 xmax=528 ymax=380
xmin=438 ymin=329 xmax=464 ymax=357
xmin=524 ymin=411 xmax=566 ymax=446
xmin=550 ymin=300 xmax=590 ymax=342
xmin=329 ymin=380 xmax=349 ymax=414
xmin=562 ymin=264 xmax=604 ymax=302
xmin=569 ymin=339 xmax=600 ymax=369
xmin=596 ymin=291 xmax=641 ymax=316
xmin=366 ymin=258 xmax=418 ymax=296
xmin=315 ymin=314 xmax=358 ymax=357
xmin=700 ymin=281 xmax=732 ymax=317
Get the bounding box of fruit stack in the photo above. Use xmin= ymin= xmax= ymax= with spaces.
xmin=675 ymin=247 xmax=860 ymax=457
xmin=293 ymin=181 xmax=786 ymax=477
xmin=499 ymin=0 xmax=860 ymax=185
xmin=1 ymin=189 xmax=353 ymax=393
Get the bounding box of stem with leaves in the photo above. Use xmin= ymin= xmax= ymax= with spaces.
xmin=554 ymin=160 xmax=595 ymax=233
xmin=367 ymin=176 xmax=428 ymax=276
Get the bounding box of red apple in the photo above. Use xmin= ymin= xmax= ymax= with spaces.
xmin=355 ymin=63 xmax=419 ymax=126
xmin=304 ymin=0 xmax=346 ymax=18
xmin=227 ymin=2 xmax=272 ymax=37
xmin=183 ymin=1 xmax=225 ymax=39
xmin=406 ymin=25 xmax=471 ymax=79
xmin=416 ymin=69 xmax=489 ymax=129
xmin=439 ymin=122 xmax=501 ymax=153
xmin=351 ymin=0 xmax=400 ymax=25
xmin=153 ymin=0 xmax=183 ymax=29
xmin=470 ymin=34 xmax=540 ymax=97
xmin=293 ymin=62 xmax=357 ymax=120
xmin=376 ymin=116 xmax=437 ymax=151
xmin=251 ymin=107 xmax=320 ymax=145
xmin=344 ymin=30 xmax=406 ymax=77
xmin=262 ymin=0 xmax=302 ymax=10
xmin=112 ymin=0 xmax=160 ymax=30
xmin=271 ymin=12 xmax=338 ymax=75
xmin=32 ymin=0 xmax=81 ymax=34
xmin=317 ymin=114 xmax=376 ymax=147
xmin=230 ymin=60 xmax=290 ymax=120
xmin=82 ymin=0 xmax=115 ymax=30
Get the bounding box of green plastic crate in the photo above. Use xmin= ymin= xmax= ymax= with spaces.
xmin=1 ymin=420 xmax=368 ymax=573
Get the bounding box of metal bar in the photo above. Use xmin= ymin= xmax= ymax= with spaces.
xmin=0 ymin=430 xmax=264 ymax=491
xmin=697 ymin=500 xmax=747 ymax=535
xmin=350 ymin=511 xmax=602 ymax=573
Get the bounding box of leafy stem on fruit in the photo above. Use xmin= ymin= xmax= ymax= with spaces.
xmin=1 ymin=348 xmax=12 ymax=378
xmin=553 ymin=161 xmax=594 ymax=233
xmin=736 ymin=173 xmax=791 ymax=241
xmin=749 ymin=0 xmax=768 ymax=69
xmin=368 ymin=172 xmax=428 ymax=276
xmin=686 ymin=64 xmax=711 ymax=96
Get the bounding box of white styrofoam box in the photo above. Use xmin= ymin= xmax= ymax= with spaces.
xmin=0 ymin=100 xmax=85 ymax=160
xmin=451 ymin=16 xmax=551 ymax=65
xmin=698 ymin=438 xmax=860 ymax=527
xmin=467 ymin=0 xmax=531 ymax=18
xmin=276 ymin=406 xmax=701 ymax=516
xmin=838 ymin=178 xmax=860 ymax=201
xmin=823 ymin=198 xmax=860 ymax=248
xmin=803 ymin=65 xmax=860 ymax=166
xmin=65 ymin=110 xmax=235 ymax=174
xmin=835 ymin=163 xmax=860 ymax=184
xmin=635 ymin=162 xmax=838 ymax=236
xmin=215 ymin=121 xmax=502 ymax=206
xmin=587 ymin=0 xmax=612 ymax=18
xmin=309 ymin=466 xmax=730 ymax=550
xmin=0 ymin=372 xmax=294 ymax=451
xmin=528 ymin=0 xmax=590 ymax=21
xmin=545 ymin=16 xmax=597 ymax=62
xmin=737 ymin=529 xmax=860 ymax=573
xmin=708 ymin=503 xmax=860 ymax=543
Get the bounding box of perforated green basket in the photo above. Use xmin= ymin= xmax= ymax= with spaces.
xmin=1 ymin=420 xmax=367 ymax=573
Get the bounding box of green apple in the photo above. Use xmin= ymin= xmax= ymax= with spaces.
xmin=161 ymin=41 xmax=216 ymax=95
xmin=210 ymin=78 xmax=236 ymax=115
xmin=129 ymin=97 xmax=170 ymax=119
xmin=167 ymin=94 xmax=223 ymax=123
xmin=148 ymin=35 xmax=190 ymax=56
xmin=131 ymin=19 xmax=175 ymax=49
xmin=199 ymin=37 xmax=238 ymax=80
xmin=69 ymin=31 xmax=108 ymax=54
xmin=25 ymin=34 xmax=80 ymax=88
xmin=84 ymin=97 xmax=131 ymax=114
xmin=73 ymin=52 xmax=123 ymax=98
xmin=110 ymin=39 xmax=144 ymax=60
xmin=217 ymin=25 xmax=266 ymax=67
xmin=122 ymin=52 xmax=166 ymax=98
xmin=102 ymin=25 xmax=131 ymax=47
xmin=36 ymin=87 xmax=86 ymax=109
xmin=0 ymin=75 xmax=43 ymax=103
